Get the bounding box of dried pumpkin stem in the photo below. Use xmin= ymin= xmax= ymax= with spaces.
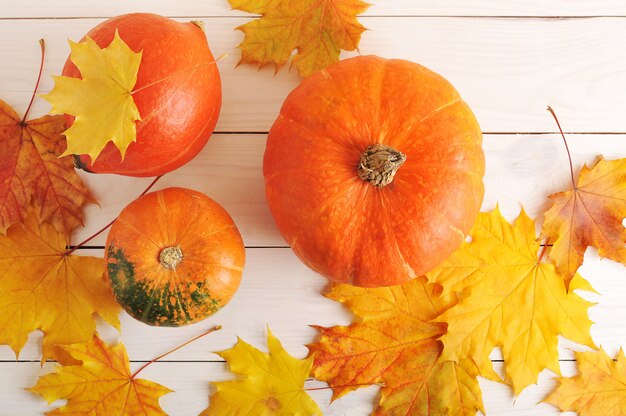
xmin=357 ymin=144 xmax=406 ymax=188
xmin=159 ymin=246 xmax=183 ymax=269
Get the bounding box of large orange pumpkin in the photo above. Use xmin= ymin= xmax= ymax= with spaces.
xmin=63 ymin=13 xmax=222 ymax=177
xmin=104 ymin=187 xmax=244 ymax=326
xmin=264 ymin=56 xmax=485 ymax=287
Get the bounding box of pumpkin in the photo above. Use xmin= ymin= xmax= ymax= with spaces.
xmin=64 ymin=13 xmax=222 ymax=177
xmin=104 ymin=187 xmax=244 ymax=326
xmin=263 ymin=55 xmax=485 ymax=287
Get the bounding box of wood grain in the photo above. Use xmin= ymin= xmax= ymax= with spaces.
xmin=0 ymin=360 xmax=577 ymax=416
xmin=0 ymin=2 xmax=625 ymax=415
xmin=1 ymin=0 xmax=626 ymax=18
xmin=0 ymin=248 xmax=623 ymax=366
xmin=64 ymin=133 xmax=626 ymax=247
xmin=2 ymin=17 xmax=626 ymax=132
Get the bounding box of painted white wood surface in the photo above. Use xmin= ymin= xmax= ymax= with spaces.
xmin=3 ymin=17 xmax=626 ymax=133
xmin=0 ymin=361 xmax=578 ymax=416
xmin=2 ymin=0 xmax=626 ymax=18
xmin=0 ymin=1 xmax=625 ymax=415
xmin=0 ymin=248 xmax=624 ymax=365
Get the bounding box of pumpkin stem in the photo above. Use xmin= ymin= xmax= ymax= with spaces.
xmin=358 ymin=144 xmax=407 ymax=187
xmin=160 ymin=246 xmax=183 ymax=270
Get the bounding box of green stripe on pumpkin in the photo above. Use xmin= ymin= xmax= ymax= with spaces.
xmin=107 ymin=245 xmax=222 ymax=326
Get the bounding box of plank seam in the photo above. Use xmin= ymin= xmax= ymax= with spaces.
xmin=0 ymin=359 xmax=580 ymax=363
xmin=209 ymin=132 xmax=626 ymax=135
xmin=2 ymin=15 xmax=626 ymax=20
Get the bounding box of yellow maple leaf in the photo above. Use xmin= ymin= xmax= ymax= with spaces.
xmin=542 ymin=157 xmax=626 ymax=288
xmin=0 ymin=99 xmax=94 ymax=239
xmin=201 ymin=328 xmax=322 ymax=416
xmin=544 ymin=348 xmax=626 ymax=415
xmin=42 ymin=30 xmax=142 ymax=162
xmin=29 ymin=334 xmax=171 ymax=415
xmin=427 ymin=209 xmax=596 ymax=395
xmin=308 ymin=277 xmax=484 ymax=415
xmin=0 ymin=210 xmax=120 ymax=361
xmin=229 ymin=0 xmax=370 ymax=77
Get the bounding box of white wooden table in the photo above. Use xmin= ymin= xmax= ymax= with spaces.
xmin=1 ymin=1 xmax=626 ymax=415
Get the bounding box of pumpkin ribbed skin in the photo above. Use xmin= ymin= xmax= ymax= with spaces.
xmin=264 ymin=56 xmax=485 ymax=287
xmin=63 ymin=13 xmax=222 ymax=177
xmin=104 ymin=187 xmax=244 ymax=326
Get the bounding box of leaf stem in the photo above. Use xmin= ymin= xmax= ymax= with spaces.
xmin=304 ymin=381 xmax=384 ymax=391
xmin=131 ymin=325 xmax=222 ymax=379
xmin=538 ymin=238 xmax=550 ymax=263
xmin=22 ymin=39 xmax=46 ymax=123
xmin=64 ymin=175 xmax=163 ymax=255
xmin=546 ymin=106 xmax=577 ymax=190
xmin=130 ymin=54 xmax=226 ymax=96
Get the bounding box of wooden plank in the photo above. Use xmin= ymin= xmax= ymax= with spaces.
xmin=2 ymin=0 xmax=626 ymax=18
xmin=0 ymin=247 xmax=622 ymax=363
xmin=2 ymin=17 xmax=626 ymax=133
xmin=0 ymin=360 xmax=578 ymax=415
xmin=0 ymin=361 xmax=377 ymax=416
xmin=64 ymin=133 xmax=626 ymax=247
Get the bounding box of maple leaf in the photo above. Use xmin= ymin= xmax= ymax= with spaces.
xmin=29 ymin=333 xmax=171 ymax=415
xmin=544 ymin=348 xmax=626 ymax=415
xmin=0 ymin=38 xmax=94 ymax=240
xmin=0 ymin=209 xmax=120 ymax=361
xmin=308 ymin=277 xmax=485 ymax=416
xmin=427 ymin=209 xmax=596 ymax=394
xmin=542 ymin=157 xmax=626 ymax=288
xmin=0 ymin=101 xmax=94 ymax=240
xmin=201 ymin=328 xmax=322 ymax=416
xmin=42 ymin=30 xmax=142 ymax=162
xmin=229 ymin=0 xmax=371 ymax=77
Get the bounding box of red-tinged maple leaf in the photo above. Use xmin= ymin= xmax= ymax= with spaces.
xmin=0 ymin=40 xmax=94 ymax=240
xmin=541 ymin=107 xmax=626 ymax=288
xmin=542 ymin=157 xmax=626 ymax=286
xmin=308 ymin=277 xmax=484 ymax=415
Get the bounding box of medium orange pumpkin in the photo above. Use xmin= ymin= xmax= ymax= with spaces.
xmin=264 ymin=56 xmax=485 ymax=287
xmin=63 ymin=13 xmax=222 ymax=177
xmin=104 ymin=187 xmax=244 ymax=326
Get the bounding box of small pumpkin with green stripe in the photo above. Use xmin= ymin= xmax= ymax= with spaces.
xmin=104 ymin=187 xmax=245 ymax=326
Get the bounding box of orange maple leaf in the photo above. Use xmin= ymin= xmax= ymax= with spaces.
xmin=544 ymin=348 xmax=626 ymax=415
xmin=0 ymin=210 xmax=120 ymax=361
xmin=542 ymin=157 xmax=626 ymax=287
xmin=0 ymin=100 xmax=95 ymax=240
xmin=0 ymin=40 xmax=94 ymax=240
xmin=29 ymin=334 xmax=171 ymax=415
xmin=308 ymin=277 xmax=484 ymax=415
xmin=229 ymin=0 xmax=371 ymax=77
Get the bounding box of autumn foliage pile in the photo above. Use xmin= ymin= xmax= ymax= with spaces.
xmin=0 ymin=1 xmax=625 ymax=416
